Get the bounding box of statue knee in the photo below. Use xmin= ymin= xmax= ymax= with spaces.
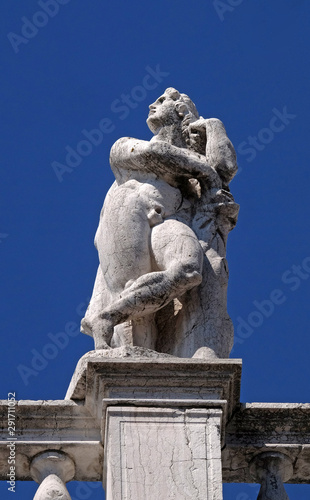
xmin=172 ymin=262 xmax=203 ymax=290
xmin=184 ymin=268 xmax=203 ymax=287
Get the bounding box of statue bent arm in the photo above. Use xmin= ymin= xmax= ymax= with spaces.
xmin=110 ymin=137 xmax=221 ymax=188
xmin=81 ymin=88 xmax=239 ymax=357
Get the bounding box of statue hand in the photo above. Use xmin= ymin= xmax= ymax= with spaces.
xmin=188 ymin=118 xmax=207 ymax=156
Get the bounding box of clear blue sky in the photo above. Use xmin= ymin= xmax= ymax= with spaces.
xmin=1 ymin=1 xmax=310 ymax=498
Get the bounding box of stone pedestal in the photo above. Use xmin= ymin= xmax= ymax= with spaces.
xmin=65 ymin=349 xmax=242 ymax=500
xmin=2 ymin=350 xmax=310 ymax=496
xmin=104 ymin=405 xmax=223 ymax=500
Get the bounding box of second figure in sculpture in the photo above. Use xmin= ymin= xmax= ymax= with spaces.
xmin=81 ymin=88 xmax=239 ymax=359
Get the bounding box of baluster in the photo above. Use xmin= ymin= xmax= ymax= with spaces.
xmin=30 ymin=450 xmax=75 ymax=500
xmin=250 ymin=451 xmax=293 ymax=500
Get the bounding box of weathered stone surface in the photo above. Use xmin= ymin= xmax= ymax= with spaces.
xmin=222 ymin=403 xmax=310 ymax=483
xmin=81 ymin=87 xmax=239 ymax=359
xmin=65 ymin=347 xmax=174 ymax=402
xmin=1 ymin=378 xmax=310 ymax=485
xmin=31 ymin=451 xmax=75 ymax=500
xmin=0 ymin=400 xmax=102 ymax=481
xmin=1 ymin=399 xmax=310 ymax=483
xmin=104 ymin=406 xmax=223 ymax=500
xmin=33 ymin=474 xmax=72 ymax=500
xmin=65 ymin=357 xmax=242 ymax=426
xmin=250 ymin=452 xmax=293 ymax=500
xmin=30 ymin=450 xmax=75 ymax=483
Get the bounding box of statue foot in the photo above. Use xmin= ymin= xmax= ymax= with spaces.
xmin=89 ymin=312 xmax=114 ymax=350
xmin=81 ymin=313 xmax=114 ymax=350
xmin=93 ymin=337 xmax=112 ymax=350
xmin=192 ymin=346 xmax=219 ymax=360
xmin=81 ymin=316 xmax=92 ymax=336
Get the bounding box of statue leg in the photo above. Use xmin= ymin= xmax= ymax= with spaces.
xmin=81 ymin=265 xmax=113 ymax=349
xmin=99 ymin=219 xmax=204 ymax=334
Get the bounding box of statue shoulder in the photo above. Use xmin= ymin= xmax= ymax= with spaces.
xmin=109 ymin=137 xmax=151 ymax=174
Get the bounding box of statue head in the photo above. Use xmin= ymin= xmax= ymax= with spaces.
xmin=147 ymin=88 xmax=200 ymax=138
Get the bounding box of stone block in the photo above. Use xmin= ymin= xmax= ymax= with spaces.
xmin=104 ymin=406 xmax=223 ymax=500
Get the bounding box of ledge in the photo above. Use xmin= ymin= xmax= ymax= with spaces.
xmin=222 ymin=403 xmax=310 ymax=483
xmin=0 ymin=400 xmax=102 ymax=481
xmin=65 ymin=353 xmax=242 ymax=425
xmin=1 ymin=364 xmax=310 ymax=483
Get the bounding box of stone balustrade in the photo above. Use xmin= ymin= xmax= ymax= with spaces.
xmin=250 ymin=452 xmax=293 ymax=500
xmin=31 ymin=450 xmax=75 ymax=499
xmin=0 ymin=357 xmax=309 ymax=499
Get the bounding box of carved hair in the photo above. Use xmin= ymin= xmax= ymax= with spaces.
xmin=164 ymin=87 xmax=201 ymax=148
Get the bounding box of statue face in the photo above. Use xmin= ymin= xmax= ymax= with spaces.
xmin=147 ymin=92 xmax=181 ymax=133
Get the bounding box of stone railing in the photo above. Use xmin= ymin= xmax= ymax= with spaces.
xmin=1 ymin=356 xmax=309 ymax=499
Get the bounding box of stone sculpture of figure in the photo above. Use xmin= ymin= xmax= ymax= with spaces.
xmin=81 ymin=88 xmax=239 ymax=359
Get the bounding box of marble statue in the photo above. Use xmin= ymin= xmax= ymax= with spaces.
xmin=81 ymin=87 xmax=239 ymax=358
